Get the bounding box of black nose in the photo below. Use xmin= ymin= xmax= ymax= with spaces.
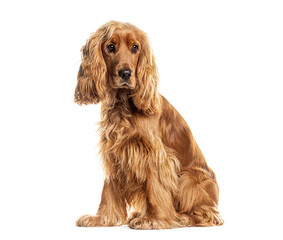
xmin=118 ymin=68 xmax=132 ymax=81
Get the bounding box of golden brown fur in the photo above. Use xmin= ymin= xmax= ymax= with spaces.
xmin=74 ymin=21 xmax=223 ymax=229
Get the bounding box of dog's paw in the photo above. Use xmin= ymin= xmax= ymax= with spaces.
xmin=127 ymin=212 xmax=141 ymax=223
xmin=76 ymin=215 xmax=101 ymax=227
xmin=128 ymin=216 xmax=173 ymax=230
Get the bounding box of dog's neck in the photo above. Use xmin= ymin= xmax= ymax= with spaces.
xmin=101 ymin=89 xmax=138 ymax=121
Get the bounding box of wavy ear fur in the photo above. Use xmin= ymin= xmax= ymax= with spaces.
xmin=74 ymin=30 xmax=107 ymax=105
xmin=132 ymin=35 xmax=161 ymax=115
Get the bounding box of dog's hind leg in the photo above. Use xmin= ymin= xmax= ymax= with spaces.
xmin=177 ymin=166 xmax=224 ymax=226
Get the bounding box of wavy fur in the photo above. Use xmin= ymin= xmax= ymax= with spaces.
xmin=75 ymin=21 xmax=223 ymax=229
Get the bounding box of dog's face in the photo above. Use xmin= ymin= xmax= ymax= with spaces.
xmin=102 ymin=30 xmax=141 ymax=90
xmin=74 ymin=21 xmax=161 ymax=115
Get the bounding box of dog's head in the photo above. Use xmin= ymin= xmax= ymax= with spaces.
xmin=74 ymin=21 xmax=161 ymax=115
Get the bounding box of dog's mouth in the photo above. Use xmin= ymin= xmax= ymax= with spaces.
xmin=114 ymin=81 xmax=134 ymax=89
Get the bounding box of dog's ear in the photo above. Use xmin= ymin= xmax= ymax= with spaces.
xmin=74 ymin=32 xmax=107 ymax=105
xmin=132 ymin=38 xmax=161 ymax=115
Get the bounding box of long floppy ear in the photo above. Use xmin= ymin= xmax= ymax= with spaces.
xmin=132 ymin=38 xmax=161 ymax=115
xmin=74 ymin=31 xmax=107 ymax=105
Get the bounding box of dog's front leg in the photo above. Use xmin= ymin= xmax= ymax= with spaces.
xmin=128 ymin=169 xmax=178 ymax=229
xmin=128 ymin=142 xmax=181 ymax=229
xmin=76 ymin=179 xmax=127 ymax=227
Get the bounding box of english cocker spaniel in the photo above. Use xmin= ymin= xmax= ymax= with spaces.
xmin=74 ymin=21 xmax=223 ymax=229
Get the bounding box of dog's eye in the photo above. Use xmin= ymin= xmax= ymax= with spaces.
xmin=107 ymin=44 xmax=115 ymax=53
xmin=132 ymin=45 xmax=139 ymax=53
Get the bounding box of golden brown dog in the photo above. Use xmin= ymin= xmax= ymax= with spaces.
xmin=74 ymin=21 xmax=223 ymax=229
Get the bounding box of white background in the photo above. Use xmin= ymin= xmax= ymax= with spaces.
xmin=0 ymin=0 xmax=282 ymax=239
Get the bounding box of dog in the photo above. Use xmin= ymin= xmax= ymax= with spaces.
xmin=74 ymin=21 xmax=223 ymax=229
